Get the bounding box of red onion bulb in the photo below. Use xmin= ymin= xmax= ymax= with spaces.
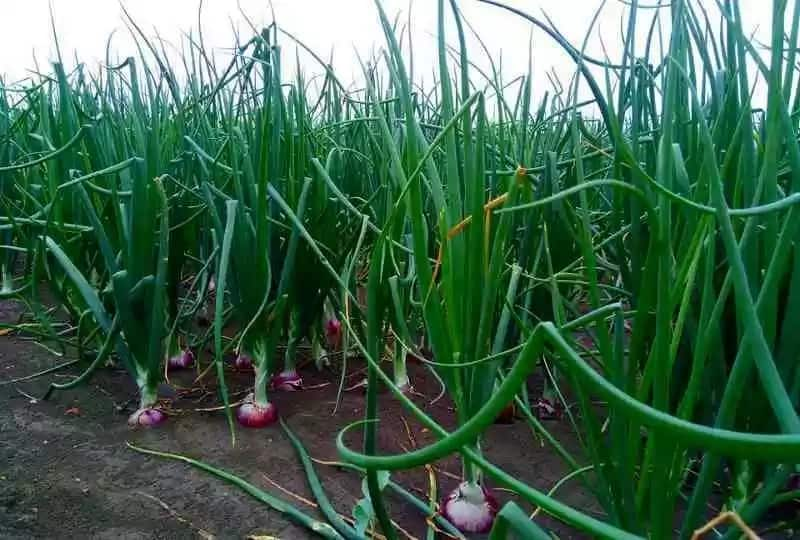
xmin=232 ymin=352 xmax=254 ymax=372
xmin=128 ymin=407 xmax=167 ymax=427
xmin=167 ymin=349 xmax=195 ymax=371
xmin=236 ymin=393 xmax=278 ymax=428
xmin=441 ymin=482 xmax=498 ymax=534
xmin=324 ymin=317 xmax=342 ymax=349
xmin=271 ymin=370 xmax=303 ymax=391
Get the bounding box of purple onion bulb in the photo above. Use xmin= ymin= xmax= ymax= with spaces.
xmin=167 ymin=349 xmax=195 ymax=371
xmin=441 ymin=482 xmax=498 ymax=534
xmin=128 ymin=407 xmax=167 ymax=428
xmin=236 ymin=393 xmax=278 ymax=428
xmin=232 ymin=352 xmax=254 ymax=372
xmin=272 ymin=370 xmax=303 ymax=391
xmin=324 ymin=317 xmax=342 ymax=349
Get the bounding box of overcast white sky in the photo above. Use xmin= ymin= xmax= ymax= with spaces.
xmin=0 ymin=1 xmax=774 ymax=103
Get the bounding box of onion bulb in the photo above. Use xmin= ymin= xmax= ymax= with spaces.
xmin=128 ymin=407 xmax=167 ymax=427
xmin=441 ymin=481 xmax=498 ymax=533
xmin=324 ymin=317 xmax=342 ymax=349
xmin=534 ymin=397 xmax=562 ymax=420
xmin=167 ymin=349 xmax=195 ymax=371
xmin=232 ymin=352 xmax=254 ymax=372
xmin=236 ymin=392 xmax=278 ymax=428
xmin=271 ymin=369 xmax=302 ymax=391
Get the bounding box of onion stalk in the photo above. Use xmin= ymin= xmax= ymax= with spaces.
xmin=0 ymin=263 xmax=14 ymax=295
xmin=43 ymin=168 xmax=176 ymax=428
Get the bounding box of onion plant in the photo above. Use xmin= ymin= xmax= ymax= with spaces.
xmin=330 ymin=0 xmax=542 ymax=532
xmin=45 ymin=169 xmax=172 ymax=426
xmin=200 ymin=27 xmax=316 ymax=427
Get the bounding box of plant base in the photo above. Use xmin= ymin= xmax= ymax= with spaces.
xmin=441 ymin=481 xmax=498 ymax=534
xmin=128 ymin=407 xmax=167 ymax=427
xmin=232 ymin=352 xmax=254 ymax=372
xmin=167 ymin=349 xmax=195 ymax=371
xmin=271 ymin=370 xmax=303 ymax=391
xmin=236 ymin=393 xmax=278 ymax=428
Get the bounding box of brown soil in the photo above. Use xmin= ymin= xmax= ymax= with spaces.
xmin=0 ymin=299 xmax=595 ymax=539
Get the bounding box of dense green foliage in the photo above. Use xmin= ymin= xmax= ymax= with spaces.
xmin=3 ymin=0 xmax=800 ymax=537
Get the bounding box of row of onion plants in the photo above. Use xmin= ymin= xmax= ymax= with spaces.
xmin=2 ymin=0 xmax=800 ymax=538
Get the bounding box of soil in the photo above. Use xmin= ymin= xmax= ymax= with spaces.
xmin=0 ymin=298 xmax=596 ymax=540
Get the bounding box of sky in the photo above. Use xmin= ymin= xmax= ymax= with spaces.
xmin=0 ymin=1 xmax=775 ymax=104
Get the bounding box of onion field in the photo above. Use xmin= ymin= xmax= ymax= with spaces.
xmin=2 ymin=0 xmax=800 ymax=538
